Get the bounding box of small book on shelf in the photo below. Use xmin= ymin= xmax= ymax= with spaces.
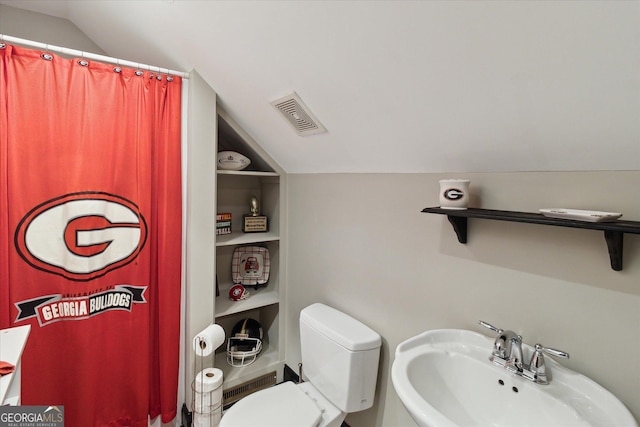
xmin=216 ymin=212 xmax=232 ymax=235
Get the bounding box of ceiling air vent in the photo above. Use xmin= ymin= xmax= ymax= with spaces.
xmin=271 ymin=92 xmax=326 ymax=136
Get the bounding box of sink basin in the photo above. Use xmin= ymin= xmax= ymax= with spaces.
xmin=391 ymin=329 xmax=637 ymax=427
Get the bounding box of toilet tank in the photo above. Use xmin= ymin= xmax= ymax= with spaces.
xmin=300 ymin=303 xmax=381 ymax=413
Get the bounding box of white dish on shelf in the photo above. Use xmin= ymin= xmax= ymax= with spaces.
xmin=539 ymin=208 xmax=622 ymax=222
xmin=232 ymin=246 xmax=270 ymax=286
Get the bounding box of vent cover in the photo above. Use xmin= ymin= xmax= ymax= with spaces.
xmin=222 ymin=371 xmax=277 ymax=406
xmin=271 ymin=92 xmax=326 ymax=136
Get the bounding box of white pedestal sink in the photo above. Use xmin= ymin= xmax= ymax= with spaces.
xmin=391 ymin=329 xmax=637 ymax=427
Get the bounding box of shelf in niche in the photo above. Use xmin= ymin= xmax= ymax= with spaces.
xmin=217 ymin=170 xmax=280 ymax=177
xmin=217 ymin=111 xmax=276 ymax=174
xmin=422 ymin=207 xmax=640 ymax=271
xmin=216 ymin=231 xmax=280 ymax=247
xmin=215 ymin=287 xmax=279 ymax=318
xmin=215 ymin=344 xmax=281 ymax=389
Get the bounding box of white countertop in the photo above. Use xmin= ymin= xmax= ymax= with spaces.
xmin=0 ymin=324 xmax=31 ymax=405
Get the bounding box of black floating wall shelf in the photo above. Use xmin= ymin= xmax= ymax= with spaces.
xmin=422 ymin=207 xmax=640 ymax=271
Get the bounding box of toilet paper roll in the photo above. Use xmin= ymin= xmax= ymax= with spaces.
xmin=193 ymin=324 xmax=225 ymax=357
xmin=193 ymin=389 xmax=223 ymax=413
xmin=193 ymin=408 xmax=221 ymax=427
xmin=194 ymin=368 xmax=224 ymax=393
xmin=193 ymin=413 xmax=211 ymax=427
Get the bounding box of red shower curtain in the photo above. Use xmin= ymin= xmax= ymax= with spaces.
xmin=0 ymin=44 xmax=182 ymax=426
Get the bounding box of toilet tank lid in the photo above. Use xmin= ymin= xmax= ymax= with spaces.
xmin=300 ymin=303 xmax=381 ymax=351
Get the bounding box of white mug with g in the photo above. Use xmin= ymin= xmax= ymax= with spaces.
xmin=439 ymin=179 xmax=470 ymax=209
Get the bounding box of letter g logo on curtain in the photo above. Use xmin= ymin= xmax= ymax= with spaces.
xmin=15 ymin=192 xmax=148 ymax=281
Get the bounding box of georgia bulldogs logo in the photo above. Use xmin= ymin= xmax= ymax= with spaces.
xmin=443 ymin=188 xmax=465 ymax=201
xmin=15 ymin=192 xmax=148 ymax=281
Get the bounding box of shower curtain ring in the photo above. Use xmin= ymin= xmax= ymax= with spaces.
xmin=41 ymin=44 xmax=53 ymax=61
xmin=113 ymin=58 xmax=122 ymax=74
xmin=77 ymin=51 xmax=89 ymax=67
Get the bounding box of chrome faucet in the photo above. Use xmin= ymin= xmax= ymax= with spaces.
xmin=478 ymin=321 xmax=569 ymax=385
xmin=505 ymin=334 xmax=524 ymax=373
xmin=478 ymin=320 xmax=521 ymax=369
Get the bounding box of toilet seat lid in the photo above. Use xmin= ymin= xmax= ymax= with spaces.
xmin=220 ymin=381 xmax=322 ymax=427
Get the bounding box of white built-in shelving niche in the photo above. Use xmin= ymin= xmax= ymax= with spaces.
xmin=213 ymin=108 xmax=286 ymax=389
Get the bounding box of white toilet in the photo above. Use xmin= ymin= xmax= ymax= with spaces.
xmin=219 ymin=303 xmax=382 ymax=427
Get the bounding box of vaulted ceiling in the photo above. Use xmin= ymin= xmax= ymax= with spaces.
xmin=2 ymin=1 xmax=639 ymax=173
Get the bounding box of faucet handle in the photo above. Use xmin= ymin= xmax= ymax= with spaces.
xmin=478 ymin=320 xmax=503 ymax=335
xmin=526 ymin=343 xmax=570 ymax=384
xmin=537 ymin=344 xmax=569 ymax=360
xmin=478 ymin=321 xmax=512 ymax=361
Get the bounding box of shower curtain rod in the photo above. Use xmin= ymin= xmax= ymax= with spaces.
xmin=0 ymin=34 xmax=189 ymax=79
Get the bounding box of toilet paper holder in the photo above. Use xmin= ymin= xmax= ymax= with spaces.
xmin=191 ymin=324 xmax=226 ymax=424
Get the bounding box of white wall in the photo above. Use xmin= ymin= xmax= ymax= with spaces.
xmin=184 ymin=71 xmax=217 ymax=416
xmin=286 ymin=171 xmax=640 ymax=426
xmin=0 ymin=4 xmax=105 ymax=54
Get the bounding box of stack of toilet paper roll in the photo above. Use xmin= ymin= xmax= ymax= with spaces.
xmin=193 ymin=368 xmax=224 ymax=427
